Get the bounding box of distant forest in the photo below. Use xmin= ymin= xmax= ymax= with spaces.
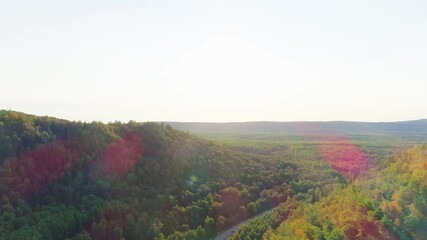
xmin=168 ymin=120 xmax=427 ymax=134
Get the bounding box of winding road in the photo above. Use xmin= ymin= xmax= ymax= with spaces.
xmin=214 ymin=209 xmax=272 ymax=240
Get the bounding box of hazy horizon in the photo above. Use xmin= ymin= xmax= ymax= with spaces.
xmin=2 ymin=1 xmax=427 ymax=122
xmin=2 ymin=109 xmax=427 ymax=124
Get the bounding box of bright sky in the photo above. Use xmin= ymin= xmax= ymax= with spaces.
xmin=1 ymin=0 xmax=427 ymax=122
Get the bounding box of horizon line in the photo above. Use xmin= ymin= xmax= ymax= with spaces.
xmin=2 ymin=109 xmax=426 ymax=124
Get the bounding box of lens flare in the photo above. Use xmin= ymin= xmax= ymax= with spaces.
xmin=99 ymin=134 xmax=144 ymax=177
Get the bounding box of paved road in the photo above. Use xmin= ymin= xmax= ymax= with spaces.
xmin=214 ymin=209 xmax=272 ymax=240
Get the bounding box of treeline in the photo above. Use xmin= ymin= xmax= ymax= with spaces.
xmin=262 ymin=187 xmax=396 ymax=239
xmin=0 ymin=111 xmax=345 ymax=240
xmin=356 ymin=144 xmax=427 ymax=240
xmin=233 ymin=143 xmax=427 ymax=239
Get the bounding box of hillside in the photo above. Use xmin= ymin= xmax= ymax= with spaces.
xmin=1 ymin=110 xmax=427 ymax=240
xmin=259 ymin=144 xmax=427 ymax=240
xmin=0 ymin=111 xmax=343 ymax=240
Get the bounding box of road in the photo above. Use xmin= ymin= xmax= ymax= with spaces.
xmin=214 ymin=209 xmax=272 ymax=240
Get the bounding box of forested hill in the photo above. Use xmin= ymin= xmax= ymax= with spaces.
xmin=167 ymin=120 xmax=427 ymax=135
xmin=2 ymin=110 xmax=426 ymax=240
xmin=0 ymin=110 xmax=344 ymax=239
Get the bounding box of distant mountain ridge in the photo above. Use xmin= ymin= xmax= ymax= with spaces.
xmin=166 ymin=119 xmax=427 ymax=135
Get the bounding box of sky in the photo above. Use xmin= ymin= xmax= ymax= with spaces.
xmin=1 ymin=0 xmax=427 ymax=122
